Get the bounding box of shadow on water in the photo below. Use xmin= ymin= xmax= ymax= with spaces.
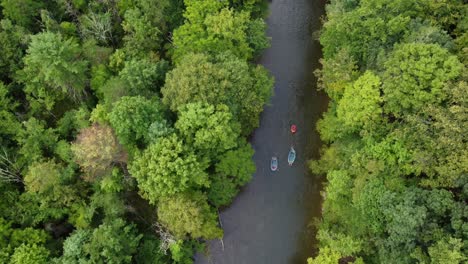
xmin=195 ymin=0 xmax=328 ymax=263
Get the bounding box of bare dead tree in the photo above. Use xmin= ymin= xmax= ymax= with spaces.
xmin=217 ymin=209 xmax=225 ymax=251
xmin=152 ymin=222 xmax=176 ymax=255
xmin=0 ymin=148 xmax=22 ymax=183
xmin=79 ymin=12 xmax=114 ymax=44
xmin=60 ymin=0 xmax=80 ymax=22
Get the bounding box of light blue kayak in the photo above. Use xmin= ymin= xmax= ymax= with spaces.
xmin=271 ymin=157 xmax=278 ymax=171
xmin=288 ymin=147 xmax=296 ymax=166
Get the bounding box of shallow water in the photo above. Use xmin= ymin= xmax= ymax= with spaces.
xmin=195 ymin=0 xmax=328 ymax=263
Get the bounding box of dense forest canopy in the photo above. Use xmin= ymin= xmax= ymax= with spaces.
xmin=0 ymin=0 xmax=272 ymax=263
xmin=309 ymin=0 xmax=467 ymax=263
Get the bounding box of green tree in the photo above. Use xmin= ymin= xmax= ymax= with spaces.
xmin=61 ymin=219 xmax=141 ymax=264
xmin=0 ymin=225 xmax=50 ymax=261
xmin=118 ymin=58 xmax=169 ymax=96
xmin=382 ymin=43 xmax=463 ymax=116
xmin=162 ymin=52 xmax=273 ymax=134
xmin=175 ymin=103 xmax=241 ymax=158
xmin=108 ymin=96 xmax=163 ymax=148
xmin=380 ymin=188 xmax=428 ymax=262
xmin=0 ymin=0 xmax=44 ymax=30
xmin=9 ymin=244 xmax=50 ymax=264
xmin=229 ymin=0 xmax=268 ymax=18
xmin=0 ymin=19 xmax=28 ymax=81
xmin=246 ymin=18 xmax=270 ymax=57
xmin=396 ymin=82 xmax=467 ymax=188
xmin=134 ymin=235 xmax=171 ymax=264
xmin=55 ymin=107 xmax=91 ymax=139
xmin=121 ymin=8 xmax=163 ymax=59
xmin=0 ymin=82 xmax=20 ymax=145
xmin=17 ymin=32 xmax=88 ymax=111
xmin=24 ymin=160 xmax=61 ymax=194
xmin=15 ymin=118 xmax=57 ymax=167
xmin=85 ymin=219 xmax=141 ymax=264
xmin=215 ymin=142 xmax=255 ymax=186
xmin=158 ymin=192 xmax=223 ymax=239
xmin=428 ymin=237 xmax=466 ymax=264
xmin=208 ymin=142 xmax=255 ymax=207
xmin=22 ymin=160 xmax=78 ymax=217
xmin=129 ymin=134 xmax=210 ymax=203
xmin=337 ymin=71 xmax=383 ymax=132
xmin=307 ymin=247 xmax=342 ymax=264
xmin=60 ymin=229 xmax=90 ymax=264
xmin=315 ymin=48 xmax=359 ymax=101
xmin=172 ymin=0 xmax=262 ymax=61
xmin=320 ymin=0 xmax=427 ymax=66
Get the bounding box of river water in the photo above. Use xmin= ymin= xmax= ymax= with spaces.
xmin=195 ymin=0 xmax=328 ymax=263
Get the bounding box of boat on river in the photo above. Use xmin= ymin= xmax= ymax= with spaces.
xmin=271 ymin=157 xmax=278 ymax=171
xmin=288 ymin=147 xmax=296 ymax=166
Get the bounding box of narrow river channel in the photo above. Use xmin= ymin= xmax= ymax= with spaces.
xmin=195 ymin=0 xmax=328 ymax=263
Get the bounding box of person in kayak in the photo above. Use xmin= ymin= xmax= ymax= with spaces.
xmin=290 ymin=124 xmax=297 ymax=134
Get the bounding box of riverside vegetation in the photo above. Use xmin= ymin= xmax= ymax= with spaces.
xmin=0 ymin=0 xmax=273 ymax=263
xmin=309 ymin=0 xmax=467 ymax=263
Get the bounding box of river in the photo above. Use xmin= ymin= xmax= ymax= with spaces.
xmin=195 ymin=0 xmax=328 ymax=263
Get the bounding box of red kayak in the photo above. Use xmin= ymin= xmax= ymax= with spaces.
xmin=290 ymin=124 xmax=297 ymax=134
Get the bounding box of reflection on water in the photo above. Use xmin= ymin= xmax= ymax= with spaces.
xmin=195 ymin=0 xmax=328 ymax=263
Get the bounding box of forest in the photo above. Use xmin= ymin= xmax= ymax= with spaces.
xmin=0 ymin=0 xmax=272 ymax=263
xmin=308 ymin=0 xmax=467 ymax=263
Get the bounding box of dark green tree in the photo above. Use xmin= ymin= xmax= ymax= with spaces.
xmin=108 ymin=96 xmax=163 ymax=148
xmin=17 ymin=32 xmax=88 ymax=111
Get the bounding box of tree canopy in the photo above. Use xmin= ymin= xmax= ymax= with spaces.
xmin=129 ymin=134 xmax=210 ymax=203
xmin=309 ymin=0 xmax=468 ymax=263
xmin=162 ymin=52 xmax=273 ymax=135
xmin=0 ymin=0 xmax=270 ymax=262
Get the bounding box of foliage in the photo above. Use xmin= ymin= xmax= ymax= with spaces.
xmin=172 ymin=0 xmax=268 ymax=61
xmin=71 ymin=123 xmax=123 ymax=181
xmin=134 ymin=235 xmax=171 ymax=264
xmin=0 ymin=19 xmax=28 ymax=81
xmin=108 ymin=96 xmax=163 ymax=148
xmin=0 ymin=82 xmax=20 ymax=144
xmin=15 ymin=118 xmax=57 ymax=168
xmin=382 ymin=43 xmax=463 ymax=116
xmin=312 ymin=0 xmax=468 ymax=263
xmin=158 ymin=192 xmax=223 ymax=239
xmin=0 ymin=0 xmax=270 ymax=262
xmin=208 ymin=141 xmax=255 ymax=206
xmin=307 ymin=247 xmax=342 ymax=264
xmin=428 ymin=237 xmax=466 ymax=264
xmin=9 ymin=244 xmax=50 ymax=264
xmin=175 ymin=102 xmax=241 ymax=158
xmin=24 ymin=160 xmax=61 ymax=194
xmin=162 ymin=52 xmax=273 ymax=134
xmin=129 ymin=134 xmax=210 ymax=203
xmin=61 ymin=219 xmax=141 ymax=264
xmin=0 ymin=0 xmax=44 ymax=30
xmin=85 ymin=219 xmax=141 ymax=263
xmin=17 ymin=32 xmax=88 ymax=111
xmin=118 ymin=58 xmax=169 ymax=97
xmin=337 ymin=71 xmax=383 ymax=132
xmin=55 ymin=107 xmax=91 ymax=140
xmin=230 ymin=0 xmax=269 ymax=18
xmin=122 ymin=7 xmax=163 ymax=60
